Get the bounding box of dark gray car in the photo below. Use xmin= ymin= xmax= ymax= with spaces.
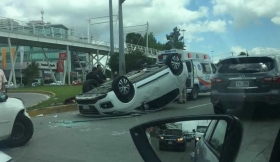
xmin=211 ymin=55 xmax=280 ymax=114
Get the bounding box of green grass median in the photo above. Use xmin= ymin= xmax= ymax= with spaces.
xmin=9 ymin=85 xmax=82 ymax=110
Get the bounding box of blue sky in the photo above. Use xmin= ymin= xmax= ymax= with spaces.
xmin=1 ymin=0 xmax=280 ymax=64
xmin=154 ymin=0 xmax=280 ymax=62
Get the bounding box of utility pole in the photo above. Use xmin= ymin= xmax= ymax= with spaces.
xmin=109 ymin=0 xmax=114 ymax=56
xmin=41 ymin=9 xmax=44 ymax=24
xmin=231 ymin=52 xmax=233 ymax=56
xmin=211 ymin=51 xmax=214 ymax=60
xmin=119 ymin=0 xmax=126 ymax=75
xmin=182 ymin=29 xmax=186 ymax=50
xmin=87 ymin=18 xmax=90 ymax=43
xmin=146 ymin=22 xmax=149 ymax=56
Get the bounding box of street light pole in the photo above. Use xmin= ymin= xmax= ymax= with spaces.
xmin=182 ymin=29 xmax=186 ymax=50
xmin=182 ymin=29 xmax=186 ymax=43
xmin=109 ymin=0 xmax=114 ymax=56
xmin=211 ymin=51 xmax=214 ymax=60
xmin=119 ymin=0 xmax=126 ymax=75
xmin=146 ymin=22 xmax=149 ymax=56
xmin=87 ymin=19 xmax=90 ymax=43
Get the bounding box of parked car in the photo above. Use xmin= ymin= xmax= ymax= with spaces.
xmin=211 ymin=55 xmax=280 ymax=114
xmin=0 ymin=93 xmax=34 ymax=147
xmin=5 ymin=82 xmax=14 ymax=88
xmin=159 ymin=128 xmax=186 ymax=151
xmin=72 ymin=80 xmax=83 ymax=86
xmin=50 ymin=81 xmax=64 ymax=86
xmin=75 ymin=54 xmax=188 ymax=116
xmin=31 ymin=82 xmax=40 ymax=87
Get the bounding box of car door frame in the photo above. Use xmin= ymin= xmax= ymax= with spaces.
xmin=200 ymin=120 xmax=226 ymax=160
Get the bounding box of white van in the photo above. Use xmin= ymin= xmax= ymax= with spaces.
xmin=156 ymin=49 xmax=217 ymax=100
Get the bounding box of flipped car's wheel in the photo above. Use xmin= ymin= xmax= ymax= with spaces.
xmin=82 ymin=79 xmax=100 ymax=93
xmin=165 ymin=53 xmax=183 ymax=76
xmin=213 ymin=103 xmax=227 ymax=114
xmin=9 ymin=114 xmax=34 ymax=147
xmin=112 ymin=76 xmax=135 ymax=103
xmin=189 ymin=85 xmax=198 ymax=100
xmin=135 ymin=59 xmax=147 ymax=70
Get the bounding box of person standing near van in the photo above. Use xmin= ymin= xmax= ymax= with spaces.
xmin=0 ymin=69 xmax=7 ymax=92
xmin=178 ymin=83 xmax=187 ymax=104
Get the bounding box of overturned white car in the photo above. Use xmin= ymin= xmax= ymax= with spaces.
xmin=0 ymin=93 xmax=34 ymax=147
xmin=75 ymin=54 xmax=188 ymax=116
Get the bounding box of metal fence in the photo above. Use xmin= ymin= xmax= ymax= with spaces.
xmin=0 ymin=16 xmax=158 ymax=58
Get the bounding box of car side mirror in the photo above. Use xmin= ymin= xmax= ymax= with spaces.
xmin=130 ymin=115 xmax=243 ymax=162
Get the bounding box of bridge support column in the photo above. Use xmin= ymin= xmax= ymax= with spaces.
xmin=7 ymin=38 xmax=17 ymax=87
xmin=97 ymin=49 xmax=100 ymax=65
xmin=41 ymin=48 xmax=57 ymax=83
xmin=75 ymin=51 xmax=86 ymax=82
xmin=66 ymin=45 xmax=71 ymax=85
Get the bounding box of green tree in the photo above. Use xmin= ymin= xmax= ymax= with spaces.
xmin=126 ymin=33 xmax=144 ymax=45
xmin=126 ymin=32 xmax=165 ymax=51
xmin=143 ymin=32 xmax=165 ymax=50
xmin=108 ymin=50 xmax=156 ymax=73
xmin=239 ymin=52 xmax=247 ymax=56
xmin=22 ymin=61 xmax=39 ymax=86
xmin=165 ymin=27 xmax=185 ymax=50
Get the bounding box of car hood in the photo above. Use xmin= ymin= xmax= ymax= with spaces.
xmin=0 ymin=151 xmax=12 ymax=162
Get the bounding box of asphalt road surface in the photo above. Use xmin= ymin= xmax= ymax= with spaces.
xmin=7 ymin=93 xmax=50 ymax=107
xmin=1 ymin=93 xmax=280 ymax=162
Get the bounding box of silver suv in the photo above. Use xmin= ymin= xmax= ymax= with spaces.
xmin=211 ymin=55 xmax=280 ymax=114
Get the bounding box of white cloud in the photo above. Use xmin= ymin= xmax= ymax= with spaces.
xmin=271 ymin=17 xmax=280 ymax=25
xmin=212 ymin=0 xmax=280 ymax=27
xmin=0 ymin=0 xmax=212 ymax=43
xmin=178 ymin=19 xmax=227 ymax=43
xmin=231 ymin=46 xmax=280 ymax=55
xmin=212 ymin=46 xmax=280 ymax=63
xmin=231 ymin=46 xmax=247 ymax=54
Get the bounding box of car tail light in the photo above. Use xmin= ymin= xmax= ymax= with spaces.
xmin=158 ymin=55 xmax=163 ymax=59
xmin=204 ymin=55 xmax=207 ymax=59
xmin=262 ymin=76 xmax=280 ymax=83
xmin=211 ymin=78 xmax=224 ymax=84
xmin=188 ymin=53 xmax=191 ymax=58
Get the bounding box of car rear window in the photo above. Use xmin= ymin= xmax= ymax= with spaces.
xmin=218 ymin=57 xmax=275 ymax=73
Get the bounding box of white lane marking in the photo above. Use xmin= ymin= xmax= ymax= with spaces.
xmin=187 ymin=103 xmax=211 ymax=109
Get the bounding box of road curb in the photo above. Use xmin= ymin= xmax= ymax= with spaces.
xmin=27 ymin=104 xmax=77 ymax=117
xmin=8 ymin=90 xmax=56 ymax=97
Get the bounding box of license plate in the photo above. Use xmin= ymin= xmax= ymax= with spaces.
xmin=162 ymin=55 xmax=168 ymax=59
xmin=83 ymin=105 xmax=90 ymax=109
xmin=236 ymin=81 xmax=249 ymax=87
xmin=168 ymin=141 xmax=172 ymax=144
